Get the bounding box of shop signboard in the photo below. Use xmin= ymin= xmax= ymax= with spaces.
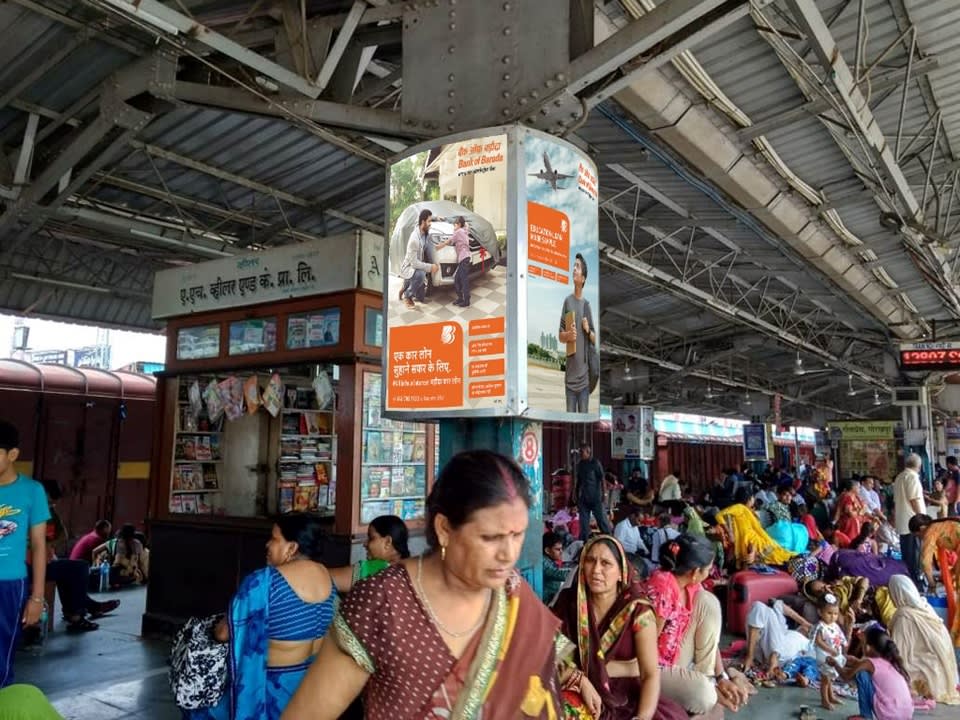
xmin=152 ymin=231 xmax=365 ymax=319
xmin=382 ymin=125 xmax=599 ymax=419
xmin=828 ymin=420 xmax=897 ymax=440
xmin=743 ymin=423 xmax=768 ymax=460
xmin=612 ymin=406 xmax=641 ymax=459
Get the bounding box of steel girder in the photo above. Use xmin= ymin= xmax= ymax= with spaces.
xmin=772 ymin=0 xmax=960 ymax=317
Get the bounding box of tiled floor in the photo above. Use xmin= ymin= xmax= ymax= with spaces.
xmin=15 ymin=586 xmax=179 ymax=719
xmin=11 ymin=586 xmax=958 ymax=719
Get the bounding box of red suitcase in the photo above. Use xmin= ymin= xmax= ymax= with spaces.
xmin=726 ymin=569 xmax=798 ymax=635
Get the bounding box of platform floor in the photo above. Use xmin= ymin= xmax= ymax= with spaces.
xmin=12 ymin=587 xmax=957 ymax=719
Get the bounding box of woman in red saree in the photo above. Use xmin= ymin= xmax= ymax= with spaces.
xmin=834 ymin=479 xmax=866 ymax=540
xmin=282 ymin=450 xmax=567 ymax=720
xmin=552 ymin=535 xmax=687 ymax=720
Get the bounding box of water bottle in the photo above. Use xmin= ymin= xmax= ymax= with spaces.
xmin=99 ymin=561 xmax=109 ymax=592
xmin=29 ymin=605 xmax=48 ymax=656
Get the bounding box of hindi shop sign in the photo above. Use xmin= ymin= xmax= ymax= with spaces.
xmin=151 ymin=234 xmax=361 ymax=319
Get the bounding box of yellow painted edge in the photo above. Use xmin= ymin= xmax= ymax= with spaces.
xmin=117 ymin=461 xmax=150 ymax=480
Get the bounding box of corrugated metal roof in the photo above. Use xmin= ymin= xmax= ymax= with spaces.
xmin=681 ymin=0 xmax=950 ymax=318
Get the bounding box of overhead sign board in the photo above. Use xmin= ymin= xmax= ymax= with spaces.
xmin=899 ymin=340 xmax=960 ymax=372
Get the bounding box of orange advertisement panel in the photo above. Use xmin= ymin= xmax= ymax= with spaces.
xmin=528 ymin=264 xmax=542 ymax=277
xmin=387 ymin=322 xmax=463 ymax=408
xmin=528 ymin=202 xmax=570 ymax=271
xmin=469 ymin=337 xmax=505 ymax=356
xmin=469 ymin=317 xmax=505 ymax=336
xmin=469 ymin=381 xmax=506 ymax=399
xmin=469 ymin=358 xmax=505 ymax=378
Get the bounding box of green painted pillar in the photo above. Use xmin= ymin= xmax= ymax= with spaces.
xmin=438 ymin=418 xmax=544 ymax=597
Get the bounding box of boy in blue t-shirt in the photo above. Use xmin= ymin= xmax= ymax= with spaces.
xmin=0 ymin=421 xmax=49 ymax=687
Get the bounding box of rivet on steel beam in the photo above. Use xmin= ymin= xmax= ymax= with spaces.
xmin=448 ymin=46 xmax=456 ymax=54
xmin=527 ymin=116 xmax=536 ymax=123
xmin=502 ymin=73 xmax=511 ymax=81
xmin=502 ymin=91 xmax=511 ymax=98
xmin=448 ymin=90 xmax=455 ymax=98
xmin=502 ymin=109 xmax=510 ymax=116
xmin=503 ymin=2 xmax=511 ymax=9
xmin=502 ymin=56 xmax=511 ymax=64
xmin=448 ymin=124 xmax=455 ymax=131
xmin=503 ymin=27 xmax=511 ymax=36
xmin=530 ymin=90 xmax=540 ymax=98
xmin=570 ymin=111 xmax=580 ymax=119
xmin=519 ymin=97 xmax=528 ymax=105
xmin=540 ymin=107 xmax=549 ymax=115
xmin=449 ymin=10 xmax=455 ymax=18
xmin=554 ymin=99 xmax=563 ymax=107
xmin=449 ymin=23 xmax=456 ymax=30
xmin=556 ymin=73 xmax=566 ymax=82
xmin=545 ymin=80 xmax=555 ymax=88
xmin=448 ymin=74 xmax=456 ymax=82
xmin=448 ymin=107 xmax=455 ymax=114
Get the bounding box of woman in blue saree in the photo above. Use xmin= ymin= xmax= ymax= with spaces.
xmin=766 ymin=485 xmax=810 ymax=555
xmin=186 ymin=513 xmax=337 ymax=720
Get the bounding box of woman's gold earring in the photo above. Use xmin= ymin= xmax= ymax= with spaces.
xmin=441 ymin=545 xmax=447 ymax=562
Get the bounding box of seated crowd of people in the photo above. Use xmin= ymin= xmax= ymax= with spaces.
xmin=541 ymin=453 xmax=960 ymax=718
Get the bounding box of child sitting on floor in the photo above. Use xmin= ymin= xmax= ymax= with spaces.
xmin=829 ymin=626 xmax=912 ymax=720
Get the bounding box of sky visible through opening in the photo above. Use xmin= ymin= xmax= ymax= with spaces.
xmin=0 ymin=314 xmax=166 ymax=369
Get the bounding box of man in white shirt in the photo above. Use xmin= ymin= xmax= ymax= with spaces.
xmin=858 ymin=475 xmax=883 ymax=517
xmin=893 ymin=454 xmax=926 ymax=584
xmin=614 ymin=507 xmax=653 ymax=577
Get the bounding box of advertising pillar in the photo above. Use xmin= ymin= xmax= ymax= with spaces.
xmin=383 ymin=126 xmax=599 ymax=592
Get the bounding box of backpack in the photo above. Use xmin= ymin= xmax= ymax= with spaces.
xmin=169 ymin=614 xmax=228 ymax=709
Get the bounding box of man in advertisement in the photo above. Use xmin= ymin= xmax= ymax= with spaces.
xmin=399 ymin=209 xmax=439 ymax=310
xmin=435 ymin=216 xmax=471 ymax=307
xmin=557 ymin=253 xmax=596 ymax=413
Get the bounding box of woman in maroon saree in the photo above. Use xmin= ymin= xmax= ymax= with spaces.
xmin=553 ymin=535 xmax=687 ymax=720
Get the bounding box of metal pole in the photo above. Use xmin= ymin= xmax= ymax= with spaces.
xmin=895 ymin=27 xmax=916 ymax=161
xmin=854 ymin=0 xmax=865 ymax=83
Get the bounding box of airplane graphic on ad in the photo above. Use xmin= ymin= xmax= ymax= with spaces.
xmin=529 ymin=152 xmax=573 ymax=190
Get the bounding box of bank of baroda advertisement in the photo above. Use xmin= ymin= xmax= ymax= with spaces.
xmin=524 ymin=132 xmax=600 ymax=420
xmin=384 ymin=132 xmax=508 ymax=414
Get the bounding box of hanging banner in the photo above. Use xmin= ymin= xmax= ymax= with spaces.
xmin=612 ymin=406 xmax=641 ymax=459
xmin=640 ymin=406 xmax=655 ymax=460
xmin=743 ymin=423 xmax=768 ymax=460
xmin=382 ymin=125 xmax=599 ymax=420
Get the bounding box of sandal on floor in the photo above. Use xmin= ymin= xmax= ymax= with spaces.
xmin=66 ymin=617 xmax=99 ymax=633
xmin=89 ymin=599 xmax=120 ymax=618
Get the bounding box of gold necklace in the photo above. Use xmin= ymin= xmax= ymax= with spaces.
xmin=415 ymin=555 xmax=491 ymax=638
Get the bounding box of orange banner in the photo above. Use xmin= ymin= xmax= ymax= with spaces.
xmin=470 ymin=380 xmax=506 ymax=399
xmin=469 ymin=317 xmax=505 ymax=336
xmin=387 ymin=321 xmax=463 ymax=408
xmin=469 ymin=337 xmax=505 ymax=356
xmin=528 ymin=264 xmax=542 ymax=277
xmin=469 ymin=358 xmax=505 ymax=378
xmin=528 ymin=201 xmax=571 ymax=271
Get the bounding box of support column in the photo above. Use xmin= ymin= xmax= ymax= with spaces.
xmin=438 ymin=418 xmax=544 ymax=597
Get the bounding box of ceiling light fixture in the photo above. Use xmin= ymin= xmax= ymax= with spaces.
xmin=743 ymin=389 xmax=752 ymax=405
xmin=793 ymin=351 xmax=805 ymax=376
xmin=847 ymin=375 xmax=857 ymax=396
xmin=873 ymin=388 xmax=882 ymax=406
xmin=704 ymin=384 xmax=717 ymax=400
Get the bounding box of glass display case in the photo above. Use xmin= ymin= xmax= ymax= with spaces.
xmin=359 ymin=371 xmax=428 ymax=524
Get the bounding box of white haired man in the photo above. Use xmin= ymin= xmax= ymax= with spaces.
xmin=893 ymin=453 xmax=925 ymax=586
